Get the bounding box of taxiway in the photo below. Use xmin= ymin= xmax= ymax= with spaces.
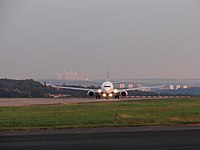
xmin=0 ymin=126 xmax=199 ymax=150
xmin=0 ymin=97 xmax=179 ymax=107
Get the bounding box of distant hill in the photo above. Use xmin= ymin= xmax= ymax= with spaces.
xmin=0 ymin=79 xmax=48 ymax=98
xmin=0 ymin=78 xmax=89 ymax=98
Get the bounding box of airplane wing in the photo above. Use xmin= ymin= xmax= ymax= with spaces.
xmin=124 ymin=85 xmax=164 ymax=91
xmin=50 ymin=80 xmax=97 ymax=91
xmin=87 ymin=80 xmax=103 ymax=84
xmin=112 ymin=81 xmax=130 ymax=84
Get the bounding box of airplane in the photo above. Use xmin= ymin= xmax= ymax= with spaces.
xmin=50 ymin=65 xmax=165 ymax=99
xmin=50 ymin=80 xmax=164 ymax=99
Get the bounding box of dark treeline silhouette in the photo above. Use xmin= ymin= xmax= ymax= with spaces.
xmin=0 ymin=79 xmax=48 ymax=98
xmin=0 ymin=79 xmax=90 ymax=98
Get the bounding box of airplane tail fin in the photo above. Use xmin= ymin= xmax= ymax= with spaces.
xmin=162 ymin=79 xmax=167 ymax=88
xmin=106 ymin=61 xmax=109 ymax=81
xmin=49 ymin=78 xmax=53 ymax=87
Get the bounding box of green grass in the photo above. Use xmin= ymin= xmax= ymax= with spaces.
xmin=0 ymin=97 xmax=200 ymax=130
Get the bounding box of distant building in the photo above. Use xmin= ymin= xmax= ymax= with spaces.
xmin=176 ymin=85 xmax=181 ymax=90
xmin=183 ymin=85 xmax=188 ymax=89
xmin=47 ymin=94 xmax=70 ymax=98
xmin=141 ymin=88 xmax=151 ymax=92
xmin=128 ymin=84 xmax=133 ymax=89
xmin=55 ymin=71 xmax=89 ymax=80
xmin=137 ymin=84 xmax=142 ymax=87
xmin=120 ymin=83 xmax=125 ymax=88
xmin=169 ymin=85 xmax=174 ymax=90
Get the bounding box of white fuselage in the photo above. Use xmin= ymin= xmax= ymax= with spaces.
xmin=101 ymin=81 xmax=114 ymax=94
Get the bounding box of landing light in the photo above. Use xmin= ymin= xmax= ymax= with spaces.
xmin=97 ymin=89 xmax=102 ymax=93
xmin=109 ymin=93 xmax=113 ymax=97
xmin=113 ymin=89 xmax=118 ymax=93
xmin=103 ymin=93 xmax=107 ymax=97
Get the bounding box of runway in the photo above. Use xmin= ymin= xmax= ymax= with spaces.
xmin=0 ymin=96 xmax=178 ymax=107
xmin=0 ymin=126 xmax=200 ymax=150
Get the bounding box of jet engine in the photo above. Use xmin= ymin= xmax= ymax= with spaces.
xmin=120 ymin=90 xmax=128 ymax=97
xmin=87 ymin=90 xmax=95 ymax=97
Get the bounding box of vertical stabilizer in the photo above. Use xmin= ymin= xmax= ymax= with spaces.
xmin=107 ymin=61 xmax=109 ymax=81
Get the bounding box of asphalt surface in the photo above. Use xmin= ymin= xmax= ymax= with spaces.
xmin=0 ymin=126 xmax=200 ymax=150
xmin=0 ymin=97 xmax=179 ymax=106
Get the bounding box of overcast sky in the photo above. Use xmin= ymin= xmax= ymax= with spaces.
xmin=0 ymin=0 xmax=200 ymax=80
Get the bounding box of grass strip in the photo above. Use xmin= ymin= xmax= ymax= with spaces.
xmin=0 ymin=97 xmax=200 ymax=130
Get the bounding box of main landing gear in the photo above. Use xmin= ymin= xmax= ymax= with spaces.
xmin=96 ymin=95 xmax=101 ymax=99
xmin=95 ymin=95 xmax=120 ymax=99
xmin=114 ymin=95 xmax=120 ymax=99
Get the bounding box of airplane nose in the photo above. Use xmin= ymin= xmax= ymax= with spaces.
xmin=105 ymin=88 xmax=110 ymax=92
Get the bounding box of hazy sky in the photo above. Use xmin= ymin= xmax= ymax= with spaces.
xmin=0 ymin=0 xmax=200 ymax=80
